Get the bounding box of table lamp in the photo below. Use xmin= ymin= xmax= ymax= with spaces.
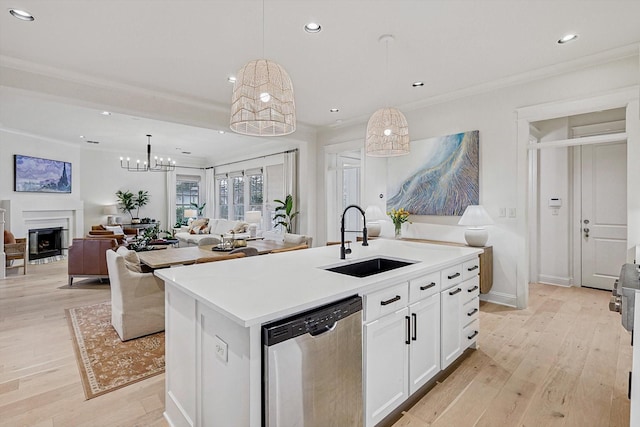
xmin=245 ymin=210 xmax=262 ymax=238
xmin=365 ymin=205 xmax=385 ymax=237
xmin=458 ymin=205 xmax=494 ymax=247
xmin=102 ymin=205 xmax=118 ymax=225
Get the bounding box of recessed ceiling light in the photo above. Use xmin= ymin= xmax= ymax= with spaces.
xmin=218 ymin=130 xmax=225 ymax=134
xmin=79 ymin=135 xmax=85 ymax=139
xmin=227 ymin=76 xmax=236 ymax=83
xmin=412 ymin=81 xmax=425 ymax=87
xmin=304 ymin=22 xmax=322 ymax=33
xmin=101 ymin=111 xmax=111 ymax=116
xmin=557 ymin=34 xmax=578 ymax=44
xmin=9 ymin=9 xmax=34 ymax=21
xmin=329 ymin=108 xmax=339 ymax=113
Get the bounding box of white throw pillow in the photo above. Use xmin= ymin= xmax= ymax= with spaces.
xmin=284 ymin=233 xmax=307 ymax=245
xmin=105 ymin=225 xmax=125 ymax=235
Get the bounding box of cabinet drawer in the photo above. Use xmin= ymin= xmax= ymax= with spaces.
xmin=462 ymin=297 xmax=479 ymax=327
xmin=462 ymin=258 xmax=480 ymax=281
xmin=462 ymin=276 xmax=480 ymax=303
xmin=441 ymin=264 xmax=463 ymax=289
xmin=463 ymin=319 xmax=480 ymax=347
xmin=364 ymin=282 xmax=409 ymax=322
xmin=409 ymin=272 xmax=440 ymax=304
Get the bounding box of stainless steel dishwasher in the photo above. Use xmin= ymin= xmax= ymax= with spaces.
xmin=262 ymin=295 xmax=363 ymax=427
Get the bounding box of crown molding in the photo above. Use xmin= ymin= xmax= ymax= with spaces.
xmin=327 ymin=43 xmax=640 ymax=130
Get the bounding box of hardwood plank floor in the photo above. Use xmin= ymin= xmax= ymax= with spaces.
xmin=0 ymin=262 xmax=631 ymax=426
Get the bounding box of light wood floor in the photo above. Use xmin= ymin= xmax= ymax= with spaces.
xmin=0 ymin=261 xmax=631 ymax=426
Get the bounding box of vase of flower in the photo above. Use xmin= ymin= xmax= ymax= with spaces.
xmin=388 ymin=208 xmax=410 ymax=239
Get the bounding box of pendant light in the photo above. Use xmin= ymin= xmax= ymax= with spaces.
xmin=230 ymin=0 xmax=296 ymax=136
xmin=120 ymin=134 xmax=176 ymax=172
xmin=365 ymin=34 xmax=410 ymax=157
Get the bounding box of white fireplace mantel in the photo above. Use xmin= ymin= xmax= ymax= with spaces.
xmin=0 ymin=198 xmax=84 ymax=244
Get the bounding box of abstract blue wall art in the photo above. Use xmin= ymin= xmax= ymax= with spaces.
xmin=387 ymin=130 xmax=479 ymax=216
xmin=14 ymin=155 xmax=72 ymax=193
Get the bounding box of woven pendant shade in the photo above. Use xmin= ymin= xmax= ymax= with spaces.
xmin=365 ymin=107 xmax=410 ymax=157
xmin=230 ymin=59 xmax=296 ymax=136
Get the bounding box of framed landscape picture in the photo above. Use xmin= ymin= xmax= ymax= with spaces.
xmin=14 ymin=154 xmax=72 ymax=193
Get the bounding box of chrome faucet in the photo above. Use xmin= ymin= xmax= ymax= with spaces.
xmin=340 ymin=204 xmax=368 ymax=259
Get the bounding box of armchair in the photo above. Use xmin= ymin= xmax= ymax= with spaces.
xmin=68 ymin=237 xmax=119 ymax=285
xmin=5 ymin=237 xmax=27 ymax=275
xmin=106 ymin=249 xmax=165 ymax=341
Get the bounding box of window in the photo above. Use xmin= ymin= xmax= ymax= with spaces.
xmin=217 ymin=176 xmax=228 ymax=219
xmin=215 ymin=169 xmax=265 ymax=223
xmin=176 ymin=175 xmax=200 ymax=225
xmin=232 ymin=175 xmax=244 ymax=220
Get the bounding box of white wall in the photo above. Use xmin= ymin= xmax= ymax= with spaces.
xmin=316 ymin=55 xmax=640 ymax=308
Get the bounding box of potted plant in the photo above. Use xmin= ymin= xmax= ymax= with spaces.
xmin=115 ymin=190 xmax=150 ymax=224
xmin=273 ymin=194 xmax=299 ymax=233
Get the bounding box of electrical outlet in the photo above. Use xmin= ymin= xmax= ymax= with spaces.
xmin=508 ymin=208 xmax=516 ymax=218
xmin=214 ymin=335 xmax=228 ymax=363
xmin=499 ymin=208 xmax=506 ymax=217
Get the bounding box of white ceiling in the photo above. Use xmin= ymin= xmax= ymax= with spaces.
xmin=1 ymin=0 xmax=639 ymax=163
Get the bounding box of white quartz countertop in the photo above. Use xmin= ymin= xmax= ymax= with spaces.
xmin=155 ymin=238 xmax=483 ymax=327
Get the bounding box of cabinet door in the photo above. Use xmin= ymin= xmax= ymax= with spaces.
xmin=364 ymin=307 xmax=409 ymax=427
xmin=409 ymin=294 xmax=441 ymax=395
xmin=441 ymin=285 xmax=462 ymax=369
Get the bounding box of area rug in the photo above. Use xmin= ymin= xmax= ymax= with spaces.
xmin=65 ymin=301 xmax=165 ymax=400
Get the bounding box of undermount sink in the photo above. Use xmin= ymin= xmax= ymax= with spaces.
xmin=323 ymin=257 xmax=416 ymax=278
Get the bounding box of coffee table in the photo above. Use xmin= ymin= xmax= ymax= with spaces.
xmin=137 ymin=239 xmax=297 ymax=269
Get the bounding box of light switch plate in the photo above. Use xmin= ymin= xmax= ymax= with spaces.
xmin=214 ymin=335 xmax=228 ymax=363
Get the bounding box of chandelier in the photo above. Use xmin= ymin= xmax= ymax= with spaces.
xmin=229 ymin=0 xmax=296 ymax=136
xmin=120 ymin=134 xmax=176 ymax=172
xmin=365 ymin=35 xmax=410 ymax=157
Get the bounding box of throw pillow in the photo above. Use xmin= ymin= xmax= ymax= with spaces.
xmin=4 ymin=229 xmax=16 ymax=244
xmin=233 ymin=222 xmax=249 ymax=233
xmin=120 ymin=248 xmax=143 ymax=273
xmin=105 ymin=225 xmax=125 ymax=235
xmin=189 ymin=218 xmax=208 ymax=232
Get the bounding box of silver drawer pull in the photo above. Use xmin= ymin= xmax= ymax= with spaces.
xmin=467 ymin=265 xmax=479 ymax=271
xmin=467 ymin=308 xmax=479 ymax=316
xmin=420 ymin=282 xmax=436 ymax=291
xmin=468 ymin=285 xmax=479 ymax=293
xmin=447 ymin=272 xmax=461 ymax=280
xmin=467 ymin=330 xmax=479 ymax=340
xmin=380 ymin=295 xmax=401 ymax=306
xmin=449 ymin=288 xmax=462 ymax=296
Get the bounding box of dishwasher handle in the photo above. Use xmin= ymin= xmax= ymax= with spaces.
xmin=309 ymin=321 xmax=338 ymax=337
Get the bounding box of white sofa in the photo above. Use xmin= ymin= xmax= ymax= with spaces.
xmin=106 ymin=247 xmax=165 ymax=341
xmin=174 ymin=218 xmax=250 ymax=247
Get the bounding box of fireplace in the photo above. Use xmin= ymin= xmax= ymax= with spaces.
xmin=29 ymin=227 xmax=64 ymax=261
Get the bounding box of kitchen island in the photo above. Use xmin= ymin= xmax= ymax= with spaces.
xmin=155 ymin=238 xmax=482 ymax=427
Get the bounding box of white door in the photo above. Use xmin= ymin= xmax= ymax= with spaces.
xmin=581 ymin=142 xmax=627 ymax=290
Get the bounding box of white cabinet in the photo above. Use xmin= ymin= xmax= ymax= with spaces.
xmin=409 ymin=293 xmax=440 ymax=395
xmin=364 ymin=306 xmax=410 ymax=427
xmin=441 ymin=260 xmax=480 ymax=369
xmin=364 ymin=273 xmax=442 ymax=427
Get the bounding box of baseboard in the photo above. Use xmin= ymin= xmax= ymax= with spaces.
xmin=479 ymin=290 xmax=517 ymax=307
xmin=538 ymin=274 xmax=572 ymax=287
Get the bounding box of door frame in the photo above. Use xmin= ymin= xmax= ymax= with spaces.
xmin=516 ymin=86 xmax=640 ymax=309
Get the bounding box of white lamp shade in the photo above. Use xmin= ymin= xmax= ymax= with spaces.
xmin=245 ymin=210 xmax=262 ymax=224
xmin=458 ymin=205 xmax=493 ymax=226
xmin=184 ymin=209 xmax=198 ymax=218
xmin=102 ymin=205 xmax=118 ymax=215
xmin=365 ymin=205 xmax=386 ymax=220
